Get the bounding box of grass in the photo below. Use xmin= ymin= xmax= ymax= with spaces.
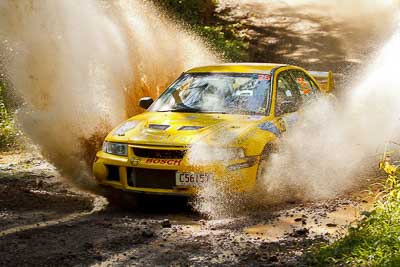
xmin=0 ymin=81 xmax=20 ymax=151
xmin=194 ymin=23 xmax=250 ymax=61
xmin=308 ymin=164 xmax=400 ymax=266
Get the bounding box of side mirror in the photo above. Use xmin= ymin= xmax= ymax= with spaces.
xmin=139 ymin=97 xmax=153 ymax=109
xmin=278 ymin=100 xmax=297 ymax=115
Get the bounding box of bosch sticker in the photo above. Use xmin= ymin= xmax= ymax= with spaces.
xmin=145 ymin=158 xmax=182 ymax=166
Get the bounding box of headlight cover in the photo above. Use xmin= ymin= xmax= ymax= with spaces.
xmin=227 ymin=157 xmax=257 ymax=171
xmin=102 ymin=142 xmax=128 ymax=156
xmin=114 ymin=120 xmax=139 ymax=136
xmin=188 ymin=146 xmax=246 ymax=162
xmin=217 ymin=147 xmax=246 ymax=161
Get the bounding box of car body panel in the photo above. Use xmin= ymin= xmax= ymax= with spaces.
xmin=186 ymin=63 xmax=286 ymax=74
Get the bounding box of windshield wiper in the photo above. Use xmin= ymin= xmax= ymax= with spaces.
xmin=202 ymin=111 xmax=228 ymax=114
xmin=159 ymin=107 xmax=201 ymax=113
xmin=158 ymin=109 xmax=231 ymax=114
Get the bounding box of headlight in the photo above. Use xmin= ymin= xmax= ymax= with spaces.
xmin=102 ymin=142 xmax=128 ymax=156
xmin=188 ymin=146 xmax=245 ymax=162
xmin=217 ymin=147 xmax=245 ymax=161
xmin=114 ymin=120 xmax=139 ymax=136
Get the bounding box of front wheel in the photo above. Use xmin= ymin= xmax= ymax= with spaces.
xmin=99 ymin=186 xmax=139 ymax=210
xmin=256 ymin=143 xmax=277 ymax=181
xmin=256 ymin=158 xmax=269 ymax=182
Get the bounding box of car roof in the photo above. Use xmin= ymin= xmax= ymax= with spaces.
xmin=186 ymin=63 xmax=289 ymax=74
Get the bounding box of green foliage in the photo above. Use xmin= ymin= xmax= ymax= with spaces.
xmin=0 ymin=81 xmax=20 ymax=151
xmin=152 ymin=0 xmax=217 ymax=24
xmin=308 ymin=171 xmax=400 ymax=266
xmin=151 ymin=0 xmax=249 ymax=61
xmin=194 ymin=24 xmax=249 ymax=62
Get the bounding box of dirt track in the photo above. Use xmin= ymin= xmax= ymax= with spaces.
xmin=0 ymin=152 xmax=381 ymax=266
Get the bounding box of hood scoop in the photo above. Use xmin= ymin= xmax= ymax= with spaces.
xmin=178 ymin=126 xmax=204 ymax=131
xmin=148 ymin=124 xmax=170 ymax=130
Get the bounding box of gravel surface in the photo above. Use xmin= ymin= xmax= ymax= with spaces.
xmin=0 ymin=152 xmax=381 ymax=266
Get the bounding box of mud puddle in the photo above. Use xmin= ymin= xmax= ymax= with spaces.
xmin=244 ymin=196 xmax=373 ymax=242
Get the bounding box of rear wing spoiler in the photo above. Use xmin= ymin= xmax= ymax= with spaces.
xmin=308 ymin=71 xmax=335 ymax=93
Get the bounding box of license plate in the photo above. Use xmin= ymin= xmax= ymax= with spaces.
xmin=175 ymin=172 xmax=212 ymax=186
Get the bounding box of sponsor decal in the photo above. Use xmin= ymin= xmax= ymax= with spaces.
xmin=258 ymin=74 xmax=271 ymax=81
xmin=296 ymin=77 xmax=311 ymax=95
xmin=258 ymin=121 xmax=281 ymax=136
xmin=145 ymin=158 xmax=182 ymax=166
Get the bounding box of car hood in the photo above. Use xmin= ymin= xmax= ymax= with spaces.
xmin=107 ymin=111 xmax=272 ymax=147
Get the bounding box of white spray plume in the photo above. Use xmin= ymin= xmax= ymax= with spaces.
xmin=0 ymin=0 xmax=218 ymax=189
xmin=195 ymin=16 xmax=400 ymax=218
xmin=261 ymin=21 xmax=400 ymax=201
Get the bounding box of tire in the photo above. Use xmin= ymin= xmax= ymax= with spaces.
xmin=256 ymin=143 xmax=276 ymax=181
xmin=99 ymin=186 xmax=139 ymax=210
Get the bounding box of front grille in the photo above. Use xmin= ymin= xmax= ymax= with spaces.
xmin=106 ymin=165 xmax=120 ymax=182
xmin=132 ymin=147 xmax=186 ymax=159
xmin=127 ymin=168 xmax=176 ymax=189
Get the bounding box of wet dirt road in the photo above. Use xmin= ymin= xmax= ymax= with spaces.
xmin=0 ymin=152 xmax=381 ymax=266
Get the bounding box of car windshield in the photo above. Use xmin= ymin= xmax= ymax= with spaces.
xmin=149 ymin=73 xmax=272 ymax=114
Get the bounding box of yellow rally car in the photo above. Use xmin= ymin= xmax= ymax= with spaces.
xmin=93 ymin=63 xmax=333 ymax=197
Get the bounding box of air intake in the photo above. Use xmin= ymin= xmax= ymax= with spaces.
xmin=148 ymin=124 xmax=170 ymax=130
xmin=178 ymin=126 xmax=204 ymax=130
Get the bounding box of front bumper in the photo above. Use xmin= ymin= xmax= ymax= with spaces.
xmin=92 ymin=146 xmax=260 ymax=196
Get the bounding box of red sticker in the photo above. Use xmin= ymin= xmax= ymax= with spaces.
xmin=258 ymin=74 xmax=271 ymax=81
xmin=145 ymin=158 xmax=182 ymax=166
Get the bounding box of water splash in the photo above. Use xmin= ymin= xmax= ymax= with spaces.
xmin=195 ymin=10 xmax=400 ymax=218
xmin=0 ymin=0 xmax=218 ymax=190
xmin=261 ymin=17 xmax=400 ymax=201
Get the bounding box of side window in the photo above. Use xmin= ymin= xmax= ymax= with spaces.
xmin=291 ymin=70 xmax=320 ymax=103
xmin=275 ymin=71 xmax=302 ymax=116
